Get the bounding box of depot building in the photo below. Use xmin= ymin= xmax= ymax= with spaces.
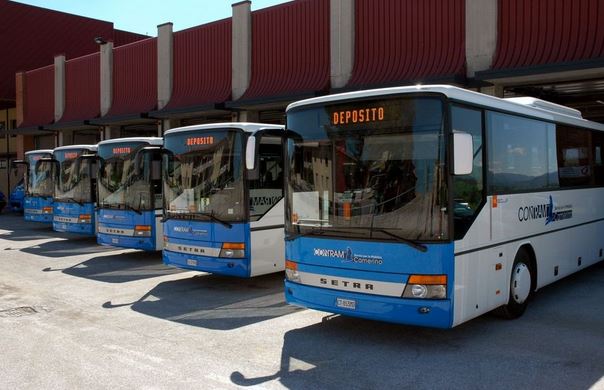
xmin=2 ymin=0 xmax=604 ymax=195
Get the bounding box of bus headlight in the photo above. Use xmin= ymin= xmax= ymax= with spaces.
xmin=403 ymin=275 xmax=447 ymax=299
xmin=219 ymin=243 xmax=245 ymax=258
xmin=134 ymin=225 xmax=152 ymax=237
xmin=43 ymin=207 xmax=53 ymax=214
xmin=79 ymin=214 xmax=92 ymax=224
xmin=285 ymin=260 xmax=300 ymax=282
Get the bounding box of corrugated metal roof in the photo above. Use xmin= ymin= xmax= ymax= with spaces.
xmin=103 ymin=38 xmax=158 ymax=119
xmin=57 ymin=52 xmax=100 ymax=123
xmin=0 ymin=0 xmax=146 ymax=105
xmin=346 ymin=0 xmax=466 ymax=88
xmin=493 ymin=0 xmax=604 ymax=70
xmin=238 ymin=0 xmax=330 ymax=102
xmin=163 ymin=19 xmax=232 ymax=111
xmin=20 ymin=64 xmax=54 ymax=128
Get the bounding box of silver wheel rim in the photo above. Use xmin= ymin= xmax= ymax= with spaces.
xmin=511 ymin=262 xmax=531 ymax=304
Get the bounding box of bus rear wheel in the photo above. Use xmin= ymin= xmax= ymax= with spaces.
xmin=495 ymin=249 xmax=533 ymax=319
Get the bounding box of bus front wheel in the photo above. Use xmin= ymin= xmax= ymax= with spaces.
xmin=495 ymin=249 xmax=533 ymax=319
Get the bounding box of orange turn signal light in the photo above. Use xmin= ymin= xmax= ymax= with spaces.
xmin=222 ymin=242 xmax=245 ymax=250
xmin=135 ymin=225 xmax=152 ymax=231
xmin=408 ymin=275 xmax=447 ymax=285
xmin=285 ymin=260 xmax=298 ymax=270
xmin=79 ymin=214 xmax=91 ymax=220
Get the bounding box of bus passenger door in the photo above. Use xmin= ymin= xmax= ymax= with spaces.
xmin=248 ymin=135 xmax=286 ymax=276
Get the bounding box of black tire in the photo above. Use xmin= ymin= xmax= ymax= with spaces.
xmin=494 ymin=249 xmax=534 ymax=319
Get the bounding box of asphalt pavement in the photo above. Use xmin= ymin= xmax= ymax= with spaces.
xmin=0 ymin=213 xmax=603 ymax=389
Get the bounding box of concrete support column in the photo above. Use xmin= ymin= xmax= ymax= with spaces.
xmin=160 ymin=118 xmax=180 ymax=135
xmin=157 ymin=22 xmax=173 ymax=111
xmin=54 ymin=54 xmax=66 ymax=122
xmin=465 ymin=0 xmax=498 ymax=77
xmin=330 ymin=0 xmax=355 ymax=89
xmin=233 ymin=110 xmax=258 ymax=122
xmin=232 ymin=1 xmax=252 ymax=101
xmin=15 ymin=72 xmax=25 ymax=127
xmin=100 ymin=42 xmax=114 ymax=117
xmin=103 ymin=126 xmax=120 ymax=140
xmin=479 ymin=85 xmax=505 ymax=98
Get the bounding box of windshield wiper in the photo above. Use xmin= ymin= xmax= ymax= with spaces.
xmin=290 ymin=225 xmax=428 ymax=252
xmin=161 ymin=211 xmax=233 ymax=229
xmin=65 ymin=197 xmax=85 ymax=207
xmin=124 ymin=204 xmax=143 ymax=215
xmin=368 ymin=229 xmax=427 ymax=252
xmin=197 ymin=211 xmax=232 ymax=229
xmin=285 ymin=226 xmax=328 ymax=241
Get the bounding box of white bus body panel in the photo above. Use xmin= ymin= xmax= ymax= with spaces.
xmin=250 ymin=198 xmax=285 ymax=276
xmin=453 ymin=189 xmax=604 ymax=326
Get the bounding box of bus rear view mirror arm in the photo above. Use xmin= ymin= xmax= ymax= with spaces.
xmin=453 ymin=132 xmax=473 ymax=175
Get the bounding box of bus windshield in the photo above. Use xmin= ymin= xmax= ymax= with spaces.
xmin=55 ymin=149 xmax=94 ymax=204
xmin=286 ymin=96 xmax=448 ymax=241
xmin=27 ymin=154 xmax=54 ymax=198
xmin=98 ymin=142 xmax=158 ymax=211
xmin=163 ymin=129 xmax=245 ymax=222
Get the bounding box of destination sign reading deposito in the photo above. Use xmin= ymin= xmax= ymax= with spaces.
xmin=331 ymin=107 xmax=385 ymax=125
xmin=186 ymin=136 xmax=214 ymax=146
xmin=113 ymin=147 xmax=132 ymax=155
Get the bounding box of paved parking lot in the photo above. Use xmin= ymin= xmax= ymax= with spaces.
xmin=0 ymin=213 xmax=603 ymax=389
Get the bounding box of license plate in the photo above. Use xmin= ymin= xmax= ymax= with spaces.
xmin=187 ymin=259 xmax=198 ymax=267
xmin=111 ymin=238 xmax=119 ymax=244
xmin=336 ymin=298 xmax=356 ymax=310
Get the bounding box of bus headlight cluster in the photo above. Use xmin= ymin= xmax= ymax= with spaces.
xmin=402 ymin=275 xmax=447 ymax=299
xmin=285 ymin=261 xmax=301 ymax=283
xmin=43 ymin=207 xmax=53 ymax=214
xmin=219 ymin=243 xmax=245 ymax=258
xmin=79 ymin=214 xmax=92 ymax=224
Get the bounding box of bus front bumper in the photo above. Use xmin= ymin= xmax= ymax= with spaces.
xmin=163 ymin=249 xmax=250 ymax=278
xmin=285 ymin=281 xmax=453 ymax=329
xmin=97 ymin=232 xmax=156 ymax=251
xmin=53 ymin=220 xmax=95 ymax=235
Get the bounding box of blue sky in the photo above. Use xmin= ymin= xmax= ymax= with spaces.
xmin=13 ymin=0 xmax=293 ymax=35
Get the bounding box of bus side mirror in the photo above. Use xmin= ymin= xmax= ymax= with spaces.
xmin=246 ymin=135 xmax=256 ymax=171
xmin=453 ymin=132 xmax=473 ymax=175
xmin=134 ymin=146 xmax=162 ymax=176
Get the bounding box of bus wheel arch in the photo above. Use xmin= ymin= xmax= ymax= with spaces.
xmin=495 ymin=244 xmax=536 ymax=319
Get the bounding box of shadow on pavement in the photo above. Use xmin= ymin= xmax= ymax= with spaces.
xmin=230 ymin=262 xmax=604 ymax=390
xmin=0 ymin=214 xmax=54 ymax=242
xmin=20 ymin=236 xmax=115 ymax=258
xmin=41 ymin=250 xmax=184 ymax=283
xmin=102 ymin=272 xmax=300 ymax=330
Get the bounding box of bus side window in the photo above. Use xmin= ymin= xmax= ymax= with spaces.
xmin=452 ymin=105 xmax=484 ymax=240
xmin=249 ymin=137 xmax=284 ymax=221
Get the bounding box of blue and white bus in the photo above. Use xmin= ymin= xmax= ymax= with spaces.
xmin=52 ymin=145 xmax=98 ymax=235
xmin=283 ymin=85 xmax=604 ymax=328
xmin=162 ymin=123 xmax=285 ymax=277
xmin=96 ymin=137 xmax=164 ymax=251
xmin=16 ymin=149 xmax=54 ymax=223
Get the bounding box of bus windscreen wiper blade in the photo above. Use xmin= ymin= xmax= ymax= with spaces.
xmin=373 ymin=229 xmax=428 ymax=252
xmin=197 ymin=211 xmax=232 ymax=229
xmin=124 ymin=204 xmax=142 ymax=215
xmin=67 ymin=197 xmax=85 ymax=207
xmin=285 ymin=227 xmax=326 ymax=241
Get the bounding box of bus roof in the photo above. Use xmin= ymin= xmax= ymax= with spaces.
xmin=97 ymin=137 xmax=163 ymax=146
xmin=24 ymin=149 xmax=53 ymax=156
xmin=53 ymin=144 xmax=98 ymax=152
xmin=164 ymin=122 xmax=284 ymax=136
xmin=286 ymin=85 xmax=604 ymax=131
